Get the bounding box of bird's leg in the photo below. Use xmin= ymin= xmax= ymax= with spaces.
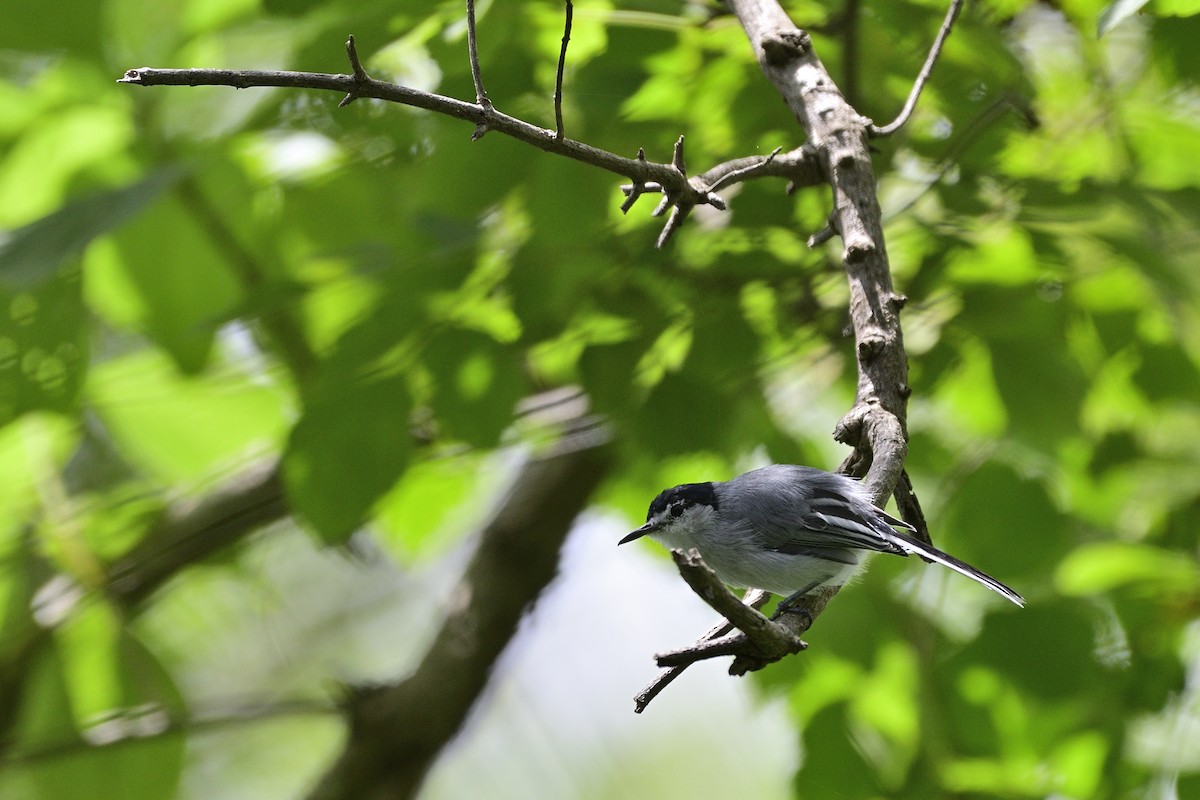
xmin=770 ymin=580 xmax=823 ymax=624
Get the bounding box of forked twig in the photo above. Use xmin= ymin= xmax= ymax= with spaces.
xmin=634 ymin=588 xmax=770 ymax=713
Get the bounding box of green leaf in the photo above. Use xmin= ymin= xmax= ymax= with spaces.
xmin=89 ymin=184 xmax=243 ymax=373
xmin=1056 ymin=542 xmax=1200 ymax=595
xmin=284 ymin=373 xmax=413 ymax=544
xmin=423 ymin=328 xmax=527 ymax=448
xmin=87 ymin=349 xmax=291 ymax=485
xmin=0 ymin=173 xmax=177 ymax=294
xmin=373 ymin=453 xmax=487 ymax=558
xmin=3 ymin=628 xmax=185 ymax=800
xmin=0 ymin=176 xmax=179 ymax=427
xmin=794 ymin=704 xmax=882 ymax=797
xmin=0 ymin=268 xmax=87 ymax=427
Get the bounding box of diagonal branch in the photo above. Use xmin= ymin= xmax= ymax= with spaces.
xmin=634 ymin=0 xmax=919 ymax=708
xmin=633 ymin=588 xmax=770 ymax=713
xmin=869 ymin=0 xmax=964 ymax=137
xmin=105 ymin=460 xmax=287 ymax=607
xmin=307 ymin=417 xmax=611 ymax=800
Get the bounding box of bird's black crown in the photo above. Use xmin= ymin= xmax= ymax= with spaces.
xmin=647 ymin=481 xmax=718 ymax=522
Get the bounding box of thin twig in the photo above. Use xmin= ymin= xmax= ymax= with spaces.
xmin=119 ymin=42 xmax=821 ymax=250
xmin=554 ymin=0 xmax=573 ymax=140
xmin=634 ymin=589 xmax=769 ymax=713
xmin=632 ymin=550 xmax=806 ymax=681
xmin=465 ymin=0 xmax=492 ymax=111
xmin=869 ymin=0 xmax=963 ymax=137
xmin=338 ymin=35 xmax=369 ymax=107
xmin=882 ymin=92 xmax=1026 ymax=220
xmin=670 ymin=135 xmax=687 ymax=174
xmin=807 ymin=224 xmax=836 ymax=248
xmin=656 ymin=206 xmax=689 ymax=248
xmin=709 ymin=146 xmax=782 ymax=192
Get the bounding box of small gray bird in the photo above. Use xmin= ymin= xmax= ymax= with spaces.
xmin=620 ymin=464 xmax=1024 ymax=609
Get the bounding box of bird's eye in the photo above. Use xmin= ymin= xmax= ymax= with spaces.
xmin=670 ymin=503 xmax=684 ymax=518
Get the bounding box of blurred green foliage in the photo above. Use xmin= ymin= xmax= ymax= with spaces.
xmin=2 ymin=0 xmax=1199 ymax=797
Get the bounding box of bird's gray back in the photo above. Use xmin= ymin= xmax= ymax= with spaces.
xmin=715 ymin=465 xmax=902 ymax=553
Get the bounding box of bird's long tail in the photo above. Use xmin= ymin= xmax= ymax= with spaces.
xmin=887 ymin=527 xmax=1025 ymax=607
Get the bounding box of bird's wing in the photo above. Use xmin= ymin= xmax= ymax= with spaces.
xmin=726 ymin=469 xmax=911 ymax=556
xmin=725 ymin=466 xmax=1025 ymax=606
xmin=778 ymin=484 xmax=909 ymax=555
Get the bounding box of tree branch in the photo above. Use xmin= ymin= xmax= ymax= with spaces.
xmin=726 ymin=0 xmax=911 ymax=503
xmin=0 ymin=460 xmax=290 ymax=756
xmin=465 ymin=0 xmax=491 ymax=109
xmin=104 ymin=460 xmax=287 ymax=607
xmin=119 ymin=38 xmax=822 ymax=248
xmin=869 ymin=0 xmax=964 ymax=137
xmin=633 ymin=588 xmax=770 ymax=713
xmin=307 ymin=417 xmax=611 ymax=800
xmin=554 ymin=0 xmax=573 ymax=141
xmin=633 ymin=0 xmax=917 ymax=706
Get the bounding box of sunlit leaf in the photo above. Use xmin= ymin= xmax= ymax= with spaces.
xmin=1056 ymin=542 xmax=1200 ymax=595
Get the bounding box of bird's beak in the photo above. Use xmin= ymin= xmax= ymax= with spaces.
xmin=619 ymin=522 xmax=656 ymax=546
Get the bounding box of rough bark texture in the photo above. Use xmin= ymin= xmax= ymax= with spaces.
xmin=638 ymin=0 xmax=916 ymax=685
xmin=728 ymin=0 xmax=909 ymax=506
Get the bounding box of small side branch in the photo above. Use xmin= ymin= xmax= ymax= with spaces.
xmin=120 ymin=49 xmax=819 ymax=249
xmin=869 ymin=0 xmax=963 ymax=137
xmin=633 ymin=550 xmax=808 ymax=712
xmin=465 ymin=0 xmax=492 ymax=111
xmin=634 ymin=588 xmax=770 ymax=713
xmin=338 ymin=35 xmax=370 ymax=107
xmin=466 ymin=0 xmax=494 ymax=140
xmin=620 ymin=145 xmax=823 ymax=248
xmin=554 ymin=0 xmax=573 ymax=140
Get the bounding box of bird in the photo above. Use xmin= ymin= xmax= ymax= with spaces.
xmin=619 ymin=464 xmax=1024 ymax=609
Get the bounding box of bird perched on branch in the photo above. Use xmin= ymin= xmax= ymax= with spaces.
xmin=620 ymin=464 xmax=1024 ymax=610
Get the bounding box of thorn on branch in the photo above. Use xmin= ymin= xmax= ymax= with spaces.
xmin=620 ymin=186 xmax=643 ymax=214
xmin=671 ymin=135 xmax=687 ymax=175
xmin=656 ymin=205 xmax=691 ymax=248
xmin=338 ymin=35 xmax=371 ymax=107
xmin=807 ymin=211 xmax=838 ymax=248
